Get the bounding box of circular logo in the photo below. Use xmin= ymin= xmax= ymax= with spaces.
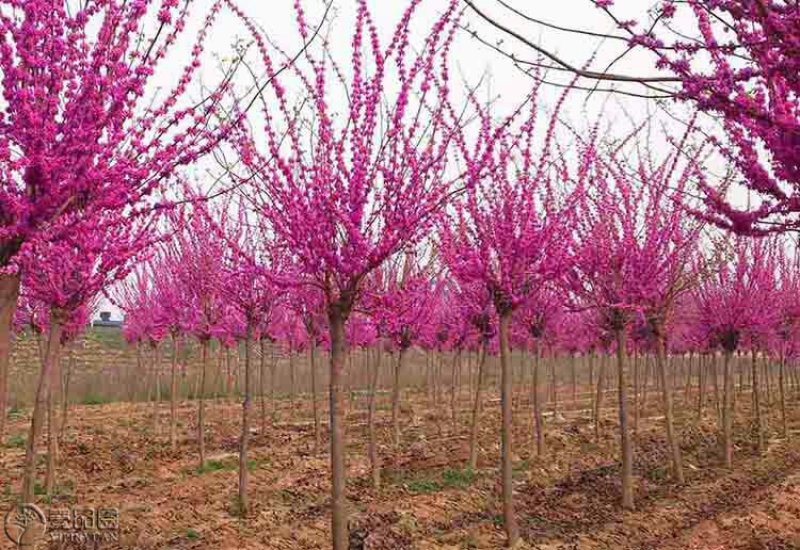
xmin=4 ymin=504 xmax=47 ymax=548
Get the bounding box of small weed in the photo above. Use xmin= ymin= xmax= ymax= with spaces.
xmin=6 ymin=433 xmax=25 ymax=448
xmin=7 ymin=405 xmax=24 ymax=419
xmin=33 ymin=482 xmax=45 ymax=496
xmin=192 ymin=458 xmax=237 ymax=475
xmin=185 ymin=528 xmax=201 ymax=540
xmin=406 ymin=479 xmax=440 ymax=494
xmin=441 ymin=468 xmax=475 ymax=488
xmin=80 ymin=394 xmax=109 ymax=406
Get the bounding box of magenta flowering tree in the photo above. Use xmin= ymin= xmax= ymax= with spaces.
xmin=229 ymin=1 xmax=462 ymax=545
xmin=368 ymin=253 xmax=437 ymax=448
xmin=16 ymin=208 xmax=154 ymax=502
xmin=592 ymin=1 xmax=799 ymax=234
xmin=0 ymin=0 xmax=246 ymax=434
xmin=164 ymin=208 xmax=226 ymax=469
xmin=439 ymin=87 xmax=580 ymax=546
xmin=692 ymin=237 xmax=779 ymax=467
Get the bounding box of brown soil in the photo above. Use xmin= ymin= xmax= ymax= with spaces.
xmin=1 ymin=387 xmax=799 ymax=549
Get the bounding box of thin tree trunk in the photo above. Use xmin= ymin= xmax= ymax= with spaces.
xmin=45 ymin=335 xmax=64 ymax=497
xmin=152 ymin=344 xmax=161 ymax=435
xmin=751 ymin=350 xmax=764 ymax=454
xmin=550 ymin=356 xmax=558 ymax=418
xmin=198 ymin=338 xmax=209 ymax=469
xmin=238 ymin=325 xmax=253 ymax=516
xmin=588 ymin=352 xmax=595 ymax=421
xmin=310 ymin=340 xmax=321 ymax=454
xmin=328 ymin=307 xmax=349 ymax=550
xmin=21 ymin=310 xmax=64 ymax=503
xmin=170 ymin=333 xmax=179 ymax=451
xmin=368 ymin=346 xmax=381 ymax=489
xmin=392 ymin=348 xmax=405 ymax=447
xmin=655 ymin=331 xmax=684 ymax=484
xmin=571 ymin=353 xmax=577 ymax=405
xmin=594 ymin=353 xmax=607 ymax=443
xmin=633 ymin=350 xmax=640 ymax=435
xmin=779 ymin=345 xmax=788 ymax=438
xmin=722 ymin=350 xmax=733 ymax=469
xmin=616 ymin=328 xmax=634 ymax=510
xmin=498 ymin=312 xmax=520 ymax=547
xmin=532 ymin=344 xmax=544 ymax=456
xmin=58 ymin=345 xmax=74 ymax=444
xmin=450 ymin=350 xmax=460 ymax=428
xmin=0 ymin=273 xmax=20 ymax=447
xmin=468 ymin=343 xmax=487 ymax=470
xmin=259 ymin=337 xmax=267 ymax=434
xmin=712 ymin=354 xmax=721 ymax=422
xmin=697 ymin=354 xmax=706 ymax=419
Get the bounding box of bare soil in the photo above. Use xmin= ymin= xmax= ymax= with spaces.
xmin=1 ymin=386 xmax=799 ymax=549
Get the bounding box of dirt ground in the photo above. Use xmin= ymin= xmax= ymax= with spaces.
xmin=1 ymin=386 xmax=799 ymax=550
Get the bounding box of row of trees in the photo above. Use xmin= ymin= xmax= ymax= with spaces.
xmin=1 ymin=1 xmax=797 ymax=549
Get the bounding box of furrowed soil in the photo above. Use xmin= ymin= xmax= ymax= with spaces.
xmin=1 ymin=386 xmax=799 ymax=549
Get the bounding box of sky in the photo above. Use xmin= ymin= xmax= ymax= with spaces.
xmin=97 ymin=0 xmax=714 ymax=321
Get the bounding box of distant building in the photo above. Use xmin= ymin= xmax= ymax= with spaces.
xmin=92 ymin=311 xmax=123 ymax=329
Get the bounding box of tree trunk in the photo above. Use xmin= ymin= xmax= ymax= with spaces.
xmin=21 ymin=310 xmax=64 ymax=503
xmin=594 ymin=353 xmax=607 ymax=443
xmin=722 ymin=350 xmax=733 ymax=469
xmin=712 ymin=354 xmax=721 ymax=422
xmin=697 ymin=354 xmax=706 ymax=419
xmin=588 ymin=352 xmax=595 ymax=421
xmin=779 ymin=345 xmax=788 ymax=438
xmin=310 ymin=340 xmax=321 ymax=454
xmin=58 ymin=345 xmax=74 ymax=444
xmin=170 ymin=333 xmax=179 ymax=451
xmin=0 ymin=273 xmax=20 ymax=447
xmin=152 ymin=344 xmax=161 ymax=435
xmin=549 ymin=356 xmax=558 ymax=418
xmin=368 ymin=346 xmax=381 ymax=489
xmin=498 ymin=312 xmax=520 ymax=547
xmin=571 ymin=353 xmax=577 ymax=405
xmin=751 ymin=350 xmax=764 ymax=454
xmin=392 ymin=349 xmax=405 ymax=447
xmin=468 ymin=343 xmax=487 ymax=470
xmin=615 ymin=328 xmax=634 ymax=510
xmin=238 ymin=325 xmax=253 ymax=516
xmin=198 ymin=339 xmax=209 ymax=469
xmin=259 ymin=337 xmax=267 ymax=434
xmin=45 ymin=334 xmax=64 ymax=497
xmin=633 ymin=350 xmax=640 ymax=435
xmin=532 ymin=344 xmax=544 ymax=456
xmin=451 ymin=350 xmax=460 ymax=428
xmin=328 ymin=306 xmax=349 ymax=550
xmin=655 ymin=331 xmax=684 ymax=484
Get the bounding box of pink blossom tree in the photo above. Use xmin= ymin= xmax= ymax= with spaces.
xmin=229 ymin=2 xmax=462 ymax=545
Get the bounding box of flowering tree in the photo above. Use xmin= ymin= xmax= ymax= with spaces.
xmin=591 ymin=1 xmax=799 ymax=234
xmin=0 ymin=0 xmax=245 ymax=435
xmin=693 ymin=238 xmax=778 ymax=467
xmin=230 ymin=2 xmax=461 ymax=546
xmin=17 ymin=208 xmax=152 ymax=503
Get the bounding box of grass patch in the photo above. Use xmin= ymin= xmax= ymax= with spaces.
xmin=7 ymin=405 xmax=24 ymax=419
xmin=185 ymin=528 xmax=201 ymax=540
xmin=80 ymin=394 xmax=111 ymax=406
xmin=441 ymin=468 xmax=475 ymax=488
xmin=6 ymin=433 xmax=25 ymax=448
xmin=406 ymin=478 xmax=441 ymax=494
xmin=190 ymin=458 xmax=238 ymax=475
